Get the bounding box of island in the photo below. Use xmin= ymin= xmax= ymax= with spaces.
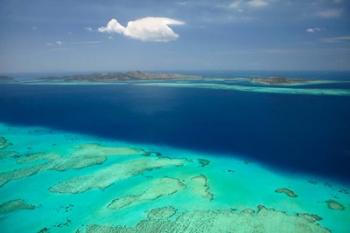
xmin=0 ymin=75 xmax=16 ymax=84
xmin=36 ymin=71 xmax=202 ymax=83
xmin=249 ymin=76 xmax=319 ymax=86
xmin=0 ymin=71 xmax=345 ymax=87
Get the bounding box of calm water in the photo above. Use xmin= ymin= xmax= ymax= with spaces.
xmin=1 ymin=72 xmax=350 ymax=182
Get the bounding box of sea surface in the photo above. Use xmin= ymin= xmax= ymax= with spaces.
xmin=0 ymin=71 xmax=350 ymax=232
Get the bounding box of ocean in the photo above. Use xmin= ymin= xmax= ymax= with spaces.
xmin=0 ymin=71 xmax=349 ymax=233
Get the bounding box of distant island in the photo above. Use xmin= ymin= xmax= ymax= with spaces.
xmin=34 ymin=72 xmax=328 ymax=86
xmin=249 ymin=76 xmax=311 ymax=85
xmin=0 ymin=72 xmax=344 ymax=87
xmin=0 ymin=76 xmax=16 ymax=84
xmin=37 ymin=71 xmax=202 ymax=83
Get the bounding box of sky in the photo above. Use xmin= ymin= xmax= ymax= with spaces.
xmin=0 ymin=0 xmax=350 ymax=73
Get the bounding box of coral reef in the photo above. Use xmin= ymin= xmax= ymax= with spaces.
xmin=275 ymin=188 xmax=298 ymax=198
xmin=296 ymin=213 xmax=323 ymax=222
xmin=107 ymin=177 xmax=185 ymax=210
xmin=38 ymin=227 xmax=50 ymax=233
xmin=17 ymin=144 xmax=145 ymax=170
xmin=326 ymin=200 xmax=345 ymax=211
xmin=198 ymin=158 xmax=210 ymax=167
xmin=0 ymin=163 xmax=49 ymax=187
xmin=72 ymin=144 xmax=144 ymax=158
xmin=49 ymin=158 xmax=185 ymax=194
xmin=0 ymin=144 xmax=149 ymax=188
xmin=37 ymin=227 xmax=49 ymax=233
xmin=0 ymin=136 xmax=10 ymax=149
xmin=147 ymin=206 xmax=177 ymax=220
xmin=188 ymin=175 xmax=213 ymax=200
xmin=138 ymin=82 xmax=350 ymax=96
xmin=86 ymin=205 xmax=330 ymax=233
xmin=16 ymin=152 xmax=59 ymax=164
xmin=0 ymin=151 xmax=17 ymax=160
xmin=0 ymin=199 xmax=35 ymax=214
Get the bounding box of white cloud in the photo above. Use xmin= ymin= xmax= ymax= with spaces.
xmin=46 ymin=40 xmax=100 ymax=48
xmin=98 ymin=17 xmax=185 ymax=42
xmin=317 ymin=9 xmax=342 ymax=18
xmin=45 ymin=41 xmax=63 ymax=47
xmin=229 ymin=0 xmax=269 ymax=12
xmin=98 ymin=19 xmax=125 ymax=34
xmin=247 ymin=0 xmax=269 ymax=8
xmin=229 ymin=0 xmax=242 ymax=9
xmin=176 ymin=1 xmax=188 ymax=6
xmin=85 ymin=27 xmax=93 ymax=32
xmin=306 ymin=27 xmax=321 ymax=33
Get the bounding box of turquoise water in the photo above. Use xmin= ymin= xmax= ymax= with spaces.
xmin=0 ymin=122 xmax=349 ymax=233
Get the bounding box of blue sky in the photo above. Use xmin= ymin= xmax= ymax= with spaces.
xmin=0 ymin=0 xmax=349 ymax=73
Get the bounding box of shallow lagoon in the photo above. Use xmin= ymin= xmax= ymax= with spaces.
xmin=0 ymin=123 xmax=349 ymax=233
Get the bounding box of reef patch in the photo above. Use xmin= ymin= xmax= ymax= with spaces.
xmin=72 ymin=144 xmax=145 ymax=158
xmin=296 ymin=213 xmax=323 ymax=222
xmin=198 ymin=158 xmax=210 ymax=167
xmin=86 ymin=205 xmax=330 ymax=233
xmin=16 ymin=152 xmax=59 ymax=164
xmin=147 ymin=206 xmax=177 ymax=220
xmin=107 ymin=177 xmax=185 ymax=210
xmin=326 ymin=199 xmax=345 ymax=211
xmin=188 ymin=175 xmax=213 ymax=200
xmin=17 ymin=144 xmax=145 ymax=171
xmin=0 ymin=199 xmax=36 ymax=214
xmin=0 ymin=144 xmax=149 ymax=188
xmin=0 ymin=163 xmax=49 ymax=187
xmin=137 ymin=82 xmax=350 ymax=96
xmin=275 ymin=187 xmax=298 ymax=198
xmin=37 ymin=227 xmax=49 ymax=233
xmin=49 ymin=158 xmax=185 ymax=194
xmin=38 ymin=227 xmax=50 ymax=233
xmin=0 ymin=151 xmax=17 ymax=160
xmin=0 ymin=136 xmax=11 ymax=149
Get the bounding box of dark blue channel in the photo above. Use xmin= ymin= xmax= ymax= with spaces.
xmin=0 ymin=84 xmax=349 ymax=182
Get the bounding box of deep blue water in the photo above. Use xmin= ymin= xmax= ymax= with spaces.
xmin=0 ymin=82 xmax=350 ymax=182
